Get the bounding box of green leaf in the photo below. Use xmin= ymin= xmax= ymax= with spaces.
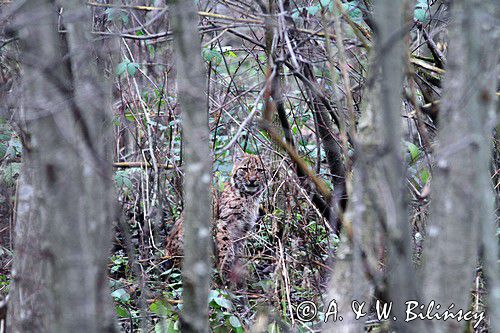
xmin=116 ymin=60 xmax=129 ymax=76
xmin=221 ymin=46 xmax=237 ymax=58
xmin=208 ymin=289 xmax=220 ymax=301
xmin=111 ymin=288 xmax=130 ymax=302
xmin=115 ymin=306 xmax=129 ymax=318
xmin=127 ymin=62 xmax=139 ymax=76
xmin=291 ymin=9 xmax=301 ymax=19
xmin=0 ymin=143 xmax=6 ymax=159
xmin=213 ymin=297 xmax=234 ymax=310
xmin=414 ymin=3 xmax=430 ymax=23
xmin=6 ymin=137 xmax=22 ymax=157
xmin=307 ymin=4 xmax=320 ymax=16
xmin=320 ymin=0 xmax=333 ymax=12
xmin=114 ymin=171 xmax=133 ymax=190
xmin=201 ymin=48 xmax=222 ymax=65
xmin=150 ymin=300 xmax=170 ymax=316
xmin=2 ymin=163 xmax=20 ymax=186
xmin=342 ymin=2 xmax=363 ymax=24
xmin=124 ymin=112 xmax=135 ymax=122
xmin=407 ymin=142 xmax=421 ymax=162
xmin=420 ymin=169 xmax=430 ymax=185
xmin=228 ymin=315 xmax=241 ymax=328
xmin=155 ymin=321 xmax=178 ymax=333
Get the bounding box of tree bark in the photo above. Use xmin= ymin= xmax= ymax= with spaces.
xmin=7 ymin=169 xmax=47 ymax=332
xmin=372 ymin=1 xmax=423 ymax=331
xmin=423 ymin=1 xmax=499 ymax=332
xmin=169 ymin=1 xmax=212 ymax=332
xmin=9 ymin=1 xmax=117 ymax=332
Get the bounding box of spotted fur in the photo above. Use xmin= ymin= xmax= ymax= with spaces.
xmin=164 ymin=153 xmax=267 ymax=280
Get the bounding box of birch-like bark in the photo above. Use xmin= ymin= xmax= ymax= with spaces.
xmin=9 ymin=1 xmax=117 ymax=331
xmin=423 ymin=1 xmax=498 ymax=332
xmin=169 ymin=1 xmax=212 ymax=332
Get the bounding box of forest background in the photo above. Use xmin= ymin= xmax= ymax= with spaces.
xmin=0 ymin=0 xmax=498 ymax=332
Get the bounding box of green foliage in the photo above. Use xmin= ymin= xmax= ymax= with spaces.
xmin=342 ymin=1 xmax=364 ymax=24
xmin=0 ymin=274 xmax=9 ymax=294
xmin=202 ymin=48 xmax=223 ymax=66
xmin=115 ymin=305 xmax=129 ymax=318
xmin=0 ymin=121 xmax=22 ymax=160
xmin=420 ymin=168 xmax=430 ymax=185
xmin=1 ymin=163 xmax=20 ymax=187
xmin=116 ymin=59 xmax=140 ymax=77
xmin=208 ymin=289 xmax=246 ymax=331
xmin=414 ymin=0 xmax=431 ymax=23
xmin=114 ymin=170 xmax=134 ymax=190
xmin=154 ymin=320 xmax=178 ymax=333
xmin=150 ymin=300 xmax=180 ymax=332
xmin=111 ymin=288 xmax=131 ymax=303
xmin=407 ymin=142 xmax=421 ymax=163
xmin=220 ymin=46 xmax=237 ymax=59
xmin=110 ymin=252 xmax=128 ymax=274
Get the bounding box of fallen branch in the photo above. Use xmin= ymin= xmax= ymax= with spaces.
xmin=113 ymin=162 xmax=174 ymax=169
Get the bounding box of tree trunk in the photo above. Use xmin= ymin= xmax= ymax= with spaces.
xmin=374 ymin=2 xmax=422 ymax=331
xmin=423 ymin=1 xmax=499 ymax=332
xmin=7 ymin=169 xmax=47 ymax=332
xmin=9 ymin=1 xmax=117 ymax=332
xmin=169 ymin=1 xmax=212 ymax=332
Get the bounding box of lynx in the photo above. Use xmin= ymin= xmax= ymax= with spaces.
xmin=165 ymin=153 xmax=267 ymax=280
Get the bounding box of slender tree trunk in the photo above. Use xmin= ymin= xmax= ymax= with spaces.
xmin=423 ymin=1 xmax=498 ymax=332
xmin=169 ymin=1 xmax=212 ymax=332
xmin=7 ymin=169 xmax=47 ymax=332
xmin=372 ymin=1 xmax=423 ymax=331
xmin=9 ymin=1 xmax=117 ymax=331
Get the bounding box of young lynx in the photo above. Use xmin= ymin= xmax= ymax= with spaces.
xmin=165 ymin=153 xmax=267 ymax=281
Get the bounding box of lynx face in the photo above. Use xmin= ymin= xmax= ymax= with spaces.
xmin=231 ymin=154 xmax=267 ymax=196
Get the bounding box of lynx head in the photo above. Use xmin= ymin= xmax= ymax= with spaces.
xmin=231 ymin=152 xmax=267 ymax=196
